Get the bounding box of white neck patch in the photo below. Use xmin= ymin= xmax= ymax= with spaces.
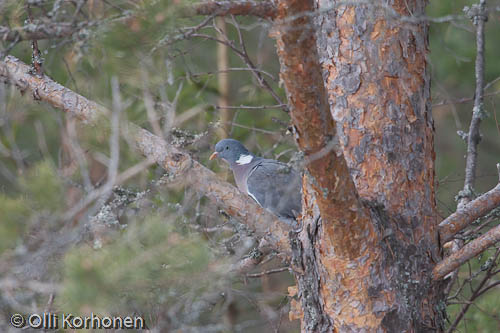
xmin=236 ymin=154 xmax=253 ymax=165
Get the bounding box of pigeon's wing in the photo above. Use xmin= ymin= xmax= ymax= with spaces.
xmin=247 ymin=160 xmax=302 ymax=219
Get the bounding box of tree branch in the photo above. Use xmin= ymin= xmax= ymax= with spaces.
xmin=461 ymin=0 xmax=488 ymax=206
xmin=246 ymin=266 xmax=289 ymax=278
xmin=439 ymin=180 xmax=500 ymax=243
xmin=191 ymin=1 xmax=277 ymax=20
xmin=433 ymin=223 xmax=500 ymax=280
xmin=231 ymin=238 xmax=273 ymax=274
xmin=442 ymin=0 xmax=489 ymax=290
xmin=0 ymin=55 xmax=291 ymax=256
xmin=0 ymin=22 xmax=84 ymax=42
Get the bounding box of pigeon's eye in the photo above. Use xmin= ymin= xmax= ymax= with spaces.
xmin=225 ymin=146 xmax=229 ymax=150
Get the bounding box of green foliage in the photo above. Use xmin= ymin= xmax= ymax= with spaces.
xmin=0 ymin=160 xmax=63 ymax=254
xmin=0 ymin=194 xmax=29 ymax=254
xmin=20 ymin=160 xmax=64 ymax=212
xmin=460 ymin=292 xmax=500 ymax=332
xmin=59 ymin=214 xmax=219 ymax=316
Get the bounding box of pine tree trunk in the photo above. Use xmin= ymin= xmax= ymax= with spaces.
xmin=272 ymin=0 xmax=446 ymax=331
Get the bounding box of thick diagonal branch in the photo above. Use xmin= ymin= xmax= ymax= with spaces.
xmin=433 ymin=223 xmax=500 ymax=280
xmin=0 ymin=2 xmax=276 ymax=44
xmin=0 ymin=55 xmax=291 ymax=256
xmin=191 ymin=1 xmax=276 ymax=19
xmin=436 ymin=163 xmax=500 ymax=281
xmin=439 ymin=181 xmax=500 ymax=243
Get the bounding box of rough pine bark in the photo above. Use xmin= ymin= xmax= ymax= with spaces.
xmin=272 ymin=0 xmax=446 ymax=331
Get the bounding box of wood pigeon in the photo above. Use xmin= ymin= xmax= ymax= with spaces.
xmin=210 ymin=139 xmax=302 ymax=224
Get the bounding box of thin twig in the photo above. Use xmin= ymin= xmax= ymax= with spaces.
xmin=190 ymin=31 xmax=288 ymax=113
xmin=445 ymin=248 xmax=500 ymax=332
xmin=152 ymin=15 xmax=215 ymax=53
xmin=229 ymin=16 xmax=288 ymax=112
xmin=190 ymin=67 xmax=277 ymax=81
xmin=433 ymin=90 xmax=500 ymax=108
xmin=246 ymin=266 xmax=289 ymax=278
xmin=26 ymin=4 xmax=44 ymax=75
xmin=222 ymin=121 xmax=281 ymax=135
xmin=215 ymin=104 xmax=286 ymax=110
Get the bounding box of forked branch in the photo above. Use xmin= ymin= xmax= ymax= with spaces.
xmin=433 ymin=224 xmax=500 ymax=280
xmin=436 ymin=0 xmax=494 ymax=284
xmin=435 ymin=164 xmax=500 ymax=279
xmin=439 ymin=178 xmax=500 ymax=243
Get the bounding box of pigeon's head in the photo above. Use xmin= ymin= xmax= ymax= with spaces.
xmin=210 ymin=139 xmax=254 ymax=165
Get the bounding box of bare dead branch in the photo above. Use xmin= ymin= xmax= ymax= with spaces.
xmin=461 ymin=0 xmax=488 ymax=207
xmin=433 ymin=224 xmax=500 ymax=280
xmin=0 ymin=55 xmax=292 ymax=256
xmin=191 ymin=1 xmax=277 ymax=20
xmin=442 ymin=1 xmax=489 ymax=292
xmin=439 ymin=182 xmax=500 ymax=243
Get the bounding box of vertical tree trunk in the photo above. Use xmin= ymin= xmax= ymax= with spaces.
xmin=272 ymin=0 xmax=446 ymax=331
xmin=215 ymin=17 xmax=232 ymax=139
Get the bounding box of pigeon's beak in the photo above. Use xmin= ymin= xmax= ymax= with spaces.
xmin=209 ymin=152 xmax=218 ymax=160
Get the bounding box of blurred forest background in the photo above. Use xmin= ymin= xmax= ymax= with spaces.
xmin=0 ymin=0 xmax=500 ymax=331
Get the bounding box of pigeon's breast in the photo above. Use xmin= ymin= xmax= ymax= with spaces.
xmin=231 ymin=162 xmax=258 ymax=195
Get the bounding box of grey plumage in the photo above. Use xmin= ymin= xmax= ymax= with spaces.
xmin=210 ymin=139 xmax=302 ymax=222
xmin=247 ymin=160 xmax=302 ymax=220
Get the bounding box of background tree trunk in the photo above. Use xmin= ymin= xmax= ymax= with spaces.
xmin=215 ymin=16 xmax=232 ymax=139
xmin=273 ymin=0 xmax=446 ymax=331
